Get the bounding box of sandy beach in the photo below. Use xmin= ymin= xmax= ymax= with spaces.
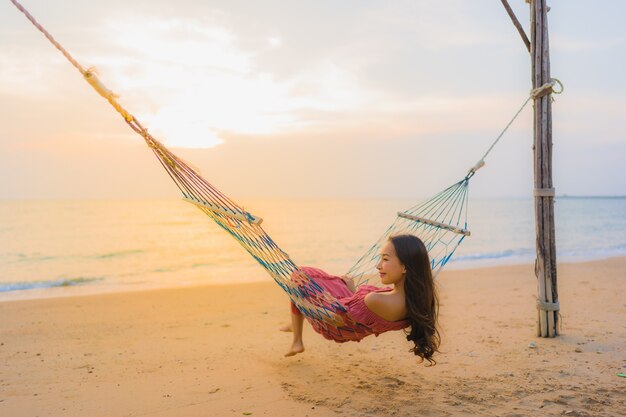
xmin=1 ymin=257 xmax=624 ymax=417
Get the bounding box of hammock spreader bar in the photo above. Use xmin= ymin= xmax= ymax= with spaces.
xmin=183 ymin=196 xmax=263 ymax=225
xmin=397 ymin=212 xmax=471 ymax=237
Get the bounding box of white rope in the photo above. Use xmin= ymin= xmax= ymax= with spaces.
xmin=467 ymin=95 xmax=532 ymax=177
xmin=9 ymin=0 xmax=85 ymax=74
xmin=536 ymin=298 xmax=559 ymax=311
xmin=531 ymin=78 xmax=563 ymax=99
xmin=534 ymin=188 xmax=555 ymax=197
xmin=467 ymin=78 xmax=563 ymax=178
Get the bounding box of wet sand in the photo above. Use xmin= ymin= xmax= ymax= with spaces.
xmin=1 ymin=258 xmax=625 ymax=416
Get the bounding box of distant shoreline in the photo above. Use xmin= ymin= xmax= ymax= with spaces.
xmin=558 ymin=195 xmax=626 ymax=199
xmin=1 ymin=255 xmax=624 ymax=304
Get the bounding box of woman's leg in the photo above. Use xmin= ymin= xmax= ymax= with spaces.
xmin=285 ymin=303 xmax=305 ymax=356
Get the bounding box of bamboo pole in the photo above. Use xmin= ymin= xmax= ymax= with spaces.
xmin=530 ymin=0 xmax=559 ymax=337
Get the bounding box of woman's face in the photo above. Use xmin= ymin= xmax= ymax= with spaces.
xmin=376 ymin=241 xmax=406 ymax=285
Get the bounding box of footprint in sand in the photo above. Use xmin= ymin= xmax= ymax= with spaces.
xmin=380 ymin=376 xmax=405 ymax=388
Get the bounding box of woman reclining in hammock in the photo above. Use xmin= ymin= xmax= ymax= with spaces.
xmin=283 ymin=234 xmax=440 ymax=364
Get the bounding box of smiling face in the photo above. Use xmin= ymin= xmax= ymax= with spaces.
xmin=376 ymin=241 xmax=407 ymax=286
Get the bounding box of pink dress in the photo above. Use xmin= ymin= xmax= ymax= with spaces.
xmin=292 ymin=267 xmax=410 ymax=342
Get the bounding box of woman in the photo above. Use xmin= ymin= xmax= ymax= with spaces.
xmin=283 ymin=234 xmax=440 ymax=365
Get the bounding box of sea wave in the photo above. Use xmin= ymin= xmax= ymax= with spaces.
xmin=450 ymin=245 xmax=626 ymax=265
xmin=95 ymin=250 xmax=144 ymax=259
xmin=557 ymin=245 xmax=626 ymax=262
xmin=12 ymin=253 xmax=60 ymax=263
xmin=451 ymin=248 xmax=534 ymax=263
xmin=0 ymin=277 xmax=103 ymax=293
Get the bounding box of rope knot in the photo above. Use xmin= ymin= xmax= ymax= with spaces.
xmin=83 ymin=68 xmax=118 ymax=100
xmin=536 ymin=298 xmax=560 ymax=312
xmin=466 ymin=160 xmax=485 ymax=179
xmin=83 ymin=68 xmax=134 ymax=123
xmin=531 ymin=78 xmax=564 ymax=99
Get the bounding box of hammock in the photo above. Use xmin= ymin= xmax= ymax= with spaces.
xmin=10 ymin=0 xmax=554 ymax=341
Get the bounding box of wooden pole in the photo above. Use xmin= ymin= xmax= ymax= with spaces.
xmin=500 ymin=0 xmax=531 ymax=52
xmin=530 ymin=0 xmax=559 ymax=337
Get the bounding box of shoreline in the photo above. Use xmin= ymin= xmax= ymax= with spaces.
xmin=1 ymin=254 xmax=625 ymax=304
xmin=1 ymin=257 xmax=625 ymax=416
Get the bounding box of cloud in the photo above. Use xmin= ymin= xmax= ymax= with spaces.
xmin=72 ymin=15 xmax=391 ymax=148
xmin=0 ymin=2 xmax=536 ymax=150
xmin=0 ymin=49 xmax=65 ymax=96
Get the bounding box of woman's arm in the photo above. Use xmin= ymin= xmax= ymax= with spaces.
xmin=364 ymin=292 xmax=406 ymax=322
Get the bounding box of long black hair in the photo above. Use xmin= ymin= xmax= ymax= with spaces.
xmin=389 ymin=234 xmax=440 ymax=365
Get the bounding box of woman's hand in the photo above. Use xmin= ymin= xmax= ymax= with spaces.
xmin=341 ymin=274 xmax=357 ymax=293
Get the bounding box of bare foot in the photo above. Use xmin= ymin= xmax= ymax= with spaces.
xmin=279 ymin=323 xmax=293 ymax=332
xmin=284 ymin=341 xmax=305 ymax=357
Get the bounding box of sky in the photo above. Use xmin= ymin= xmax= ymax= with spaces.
xmin=1 ymin=0 xmax=624 ymax=200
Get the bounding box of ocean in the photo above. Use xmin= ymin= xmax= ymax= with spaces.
xmin=1 ymin=196 xmax=625 ymax=301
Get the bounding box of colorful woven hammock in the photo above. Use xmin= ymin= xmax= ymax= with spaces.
xmin=10 ymin=0 xmax=537 ymax=341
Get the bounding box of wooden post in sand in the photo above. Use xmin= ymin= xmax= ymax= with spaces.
xmin=501 ymin=0 xmax=559 ymax=337
xmin=530 ymin=0 xmax=559 ymax=337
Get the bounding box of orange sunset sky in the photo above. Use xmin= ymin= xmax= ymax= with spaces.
xmin=1 ymin=0 xmax=625 ymax=200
